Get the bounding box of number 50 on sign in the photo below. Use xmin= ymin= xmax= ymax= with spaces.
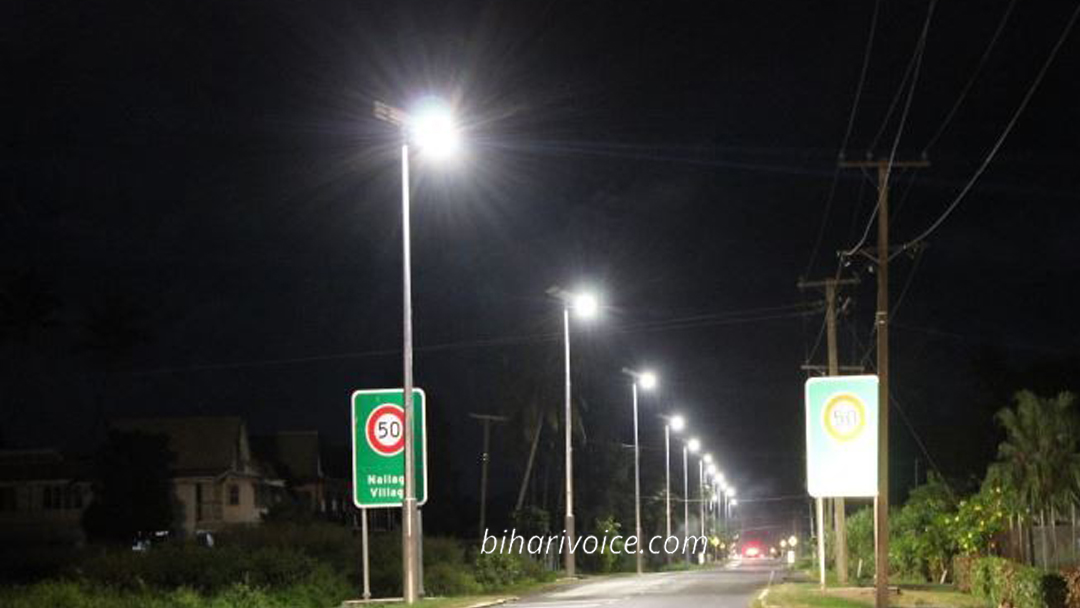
xmin=351 ymin=388 xmax=428 ymax=508
xmin=805 ymin=375 xmax=878 ymax=498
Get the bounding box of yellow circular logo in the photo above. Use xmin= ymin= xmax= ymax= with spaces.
xmin=823 ymin=392 xmax=866 ymax=442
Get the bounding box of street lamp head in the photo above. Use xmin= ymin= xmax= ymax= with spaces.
xmin=703 ymin=453 xmax=713 ymax=464
xmin=731 ymin=498 xmax=738 ymax=506
xmin=706 ymin=463 xmax=717 ymax=475
xmin=669 ymin=414 xmax=686 ymax=432
xmin=727 ymin=487 xmax=736 ymax=498
xmin=638 ymin=371 xmax=658 ymax=390
xmin=408 ymin=99 xmax=460 ymax=159
xmin=688 ymin=438 xmax=700 ymax=453
xmin=571 ymin=292 xmax=599 ymax=319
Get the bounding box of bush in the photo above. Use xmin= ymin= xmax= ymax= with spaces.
xmin=966 ymin=556 xmax=1065 ymax=608
xmin=75 ymin=545 xmax=319 ymax=593
xmin=475 ymin=551 xmax=525 ymax=589
xmin=425 ymin=563 xmax=482 ymax=596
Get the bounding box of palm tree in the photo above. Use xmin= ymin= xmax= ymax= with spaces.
xmin=79 ymin=294 xmax=150 ymax=433
xmin=0 ymin=270 xmax=61 ymax=433
xmin=990 ymin=390 xmax=1080 ymax=567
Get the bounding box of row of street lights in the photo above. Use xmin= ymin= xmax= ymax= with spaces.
xmin=374 ymin=98 xmax=738 ymax=601
xmin=553 ymin=287 xmax=737 ymax=574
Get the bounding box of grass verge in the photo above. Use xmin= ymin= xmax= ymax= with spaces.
xmin=759 ymin=582 xmax=989 ymax=608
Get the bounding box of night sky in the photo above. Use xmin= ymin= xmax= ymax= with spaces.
xmin=5 ymin=0 xmax=1080 ymax=537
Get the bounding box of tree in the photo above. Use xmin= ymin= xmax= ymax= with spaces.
xmin=988 ymin=391 xmax=1080 ymax=567
xmin=0 ymin=270 xmax=61 ymax=433
xmin=891 ymin=473 xmax=957 ymax=581
xmin=82 ymin=430 xmax=177 ymax=543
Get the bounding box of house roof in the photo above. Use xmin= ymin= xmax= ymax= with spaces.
xmin=250 ymin=431 xmax=322 ymax=483
xmin=0 ymin=449 xmax=92 ymax=482
xmin=111 ymin=416 xmax=248 ymax=476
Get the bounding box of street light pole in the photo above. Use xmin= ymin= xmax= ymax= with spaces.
xmin=698 ymin=459 xmax=705 ymax=539
xmin=400 ymin=140 xmax=420 ymax=604
xmin=631 ymin=382 xmax=643 ymax=574
xmin=621 ymin=369 xmax=655 ymax=576
xmin=562 ymin=305 xmax=576 ymax=578
xmin=682 ymin=445 xmax=689 ymax=564
xmin=374 ymin=99 xmax=460 ymax=605
xmin=664 ymin=423 xmax=671 ymax=559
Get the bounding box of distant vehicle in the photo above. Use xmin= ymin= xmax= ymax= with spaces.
xmin=742 ymin=542 xmax=763 ymax=558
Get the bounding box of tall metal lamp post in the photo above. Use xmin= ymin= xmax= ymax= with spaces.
xmin=373 ymin=98 xmax=460 ymax=604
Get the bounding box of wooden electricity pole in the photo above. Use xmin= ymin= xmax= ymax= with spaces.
xmin=469 ymin=413 xmax=509 ymax=539
xmin=839 ymin=158 xmax=928 ymax=607
xmin=799 ymin=276 xmax=859 ymax=585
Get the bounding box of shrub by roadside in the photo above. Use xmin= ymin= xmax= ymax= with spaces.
xmin=954 ymin=555 xmax=1066 ymax=608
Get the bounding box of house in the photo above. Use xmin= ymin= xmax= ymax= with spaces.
xmin=0 ymin=449 xmax=93 ymax=546
xmin=250 ymin=431 xmax=351 ymax=520
xmin=112 ymin=416 xmax=285 ymax=535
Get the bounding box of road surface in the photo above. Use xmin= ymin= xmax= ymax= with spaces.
xmin=507 ymin=558 xmax=781 ymax=608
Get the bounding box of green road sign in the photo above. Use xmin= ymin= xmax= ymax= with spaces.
xmin=351 ymin=388 xmax=427 ymax=508
xmin=805 ymin=375 xmax=878 ymax=498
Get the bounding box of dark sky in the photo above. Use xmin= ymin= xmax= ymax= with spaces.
xmin=5 ymin=0 xmax=1080 ymax=536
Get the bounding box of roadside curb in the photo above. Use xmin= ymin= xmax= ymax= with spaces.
xmin=463 ymin=597 xmax=519 ymax=608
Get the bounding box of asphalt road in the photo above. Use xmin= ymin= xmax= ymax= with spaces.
xmin=507 ymin=558 xmax=782 ymax=608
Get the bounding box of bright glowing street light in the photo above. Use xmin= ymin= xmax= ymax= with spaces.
xmin=706 ymin=463 xmax=717 ymax=475
xmin=703 ymin=453 xmax=713 ymax=464
xmin=638 ymin=371 xmax=658 ymax=390
xmin=408 ymin=101 xmax=461 ymax=159
xmin=572 ymin=292 xmax=599 ymax=318
xmin=688 ymin=438 xmax=701 ymax=453
xmin=670 ymin=414 xmax=686 ymax=432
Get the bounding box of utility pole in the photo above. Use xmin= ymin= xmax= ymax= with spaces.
xmin=799 ymin=276 xmax=859 ymax=585
xmin=839 ymin=157 xmax=929 ymax=608
xmin=469 ymin=413 xmax=509 ymax=539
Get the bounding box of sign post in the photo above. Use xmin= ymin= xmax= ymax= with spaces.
xmin=352 ymin=388 xmax=427 ymax=602
xmin=805 ymin=375 xmax=879 ymax=589
xmin=352 ymin=388 xmax=428 ymax=508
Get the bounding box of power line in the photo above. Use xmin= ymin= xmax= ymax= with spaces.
xmin=897 ymin=0 xmax=1080 ymax=255
xmin=840 ymin=0 xmax=937 ymax=261
xmin=847 ymin=329 xmax=951 ymax=489
xmin=922 ymin=0 xmax=1018 ymax=153
xmin=804 ymin=0 xmax=882 ymax=277
xmin=124 ymin=302 xmax=820 ymax=376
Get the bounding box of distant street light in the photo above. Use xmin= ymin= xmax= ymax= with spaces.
xmin=547 ymin=286 xmax=599 ymax=578
xmin=373 ymin=97 xmax=461 ymax=605
xmin=688 ymin=438 xmax=701 ymax=453
xmin=622 ymin=368 xmax=657 ymax=575
xmin=664 ymin=413 xmax=685 ymax=564
xmin=703 ymin=453 xmax=713 ymax=464
xmin=682 ymin=438 xmax=691 ymax=564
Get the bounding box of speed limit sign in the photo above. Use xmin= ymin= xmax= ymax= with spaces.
xmin=366 ymin=404 xmax=406 ymax=456
xmin=351 ymin=388 xmax=427 ymax=508
xmin=805 ymin=375 xmax=878 ymax=498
